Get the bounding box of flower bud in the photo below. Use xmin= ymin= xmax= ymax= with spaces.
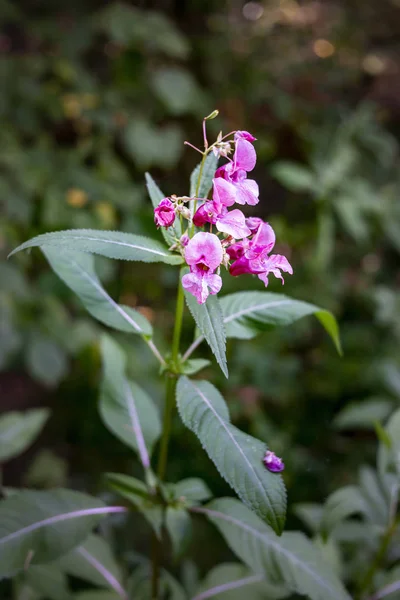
xmin=263 ymin=450 xmax=285 ymax=473
xmin=154 ymin=198 xmax=175 ymax=228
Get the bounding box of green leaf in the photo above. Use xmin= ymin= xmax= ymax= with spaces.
xmin=292 ymin=503 xmax=324 ymax=534
xmin=105 ymin=472 xmax=163 ymax=537
xmin=128 ymin=564 xmax=186 ymax=600
xmin=194 ymin=563 xmax=288 ymax=600
xmin=165 ymin=506 xmax=192 ymax=560
xmin=42 ymin=248 xmax=152 ymax=337
xmin=145 ymin=172 xmax=179 ymax=246
xmin=57 ymin=534 xmax=125 ymax=596
xmin=0 ymin=489 xmax=124 ymax=578
xmin=190 ymin=153 xmax=219 ymax=199
xmin=10 ymin=229 xmax=183 ymax=265
xmin=100 ymin=335 xmax=161 ymax=466
xmin=151 ymin=67 xmax=204 ymax=115
xmin=170 ymin=477 xmax=212 ymax=505
xmin=184 ymin=278 xmax=228 ymax=377
xmin=271 ymin=162 xmax=315 ymax=193
xmin=176 ymin=377 xmax=286 ymax=534
xmin=378 ymin=408 xmax=400 ymax=478
xmin=73 ymin=593 xmax=120 ymax=600
xmin=22 ymin=565 xmax=70 ymax=600
xmin=220 ymin=291 xmax=341 ymax=354
xmin=25 ymin=336 xmax=68 ymax=387
xmin=320 ymin=486 xmax=368 ymax=535
xmin=199 ymin=498 xmax=351 ymax=600
xmin=0 ymin=408 xmax=50 ymax=462
xmin=333 ymin=398 xmax=393 ymax=431
xmin=180 ymin=358 xmax=211 ymax=375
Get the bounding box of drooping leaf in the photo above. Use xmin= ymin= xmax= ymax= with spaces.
xmin=22 ymin=564 xmax=70 ymax=600
xmin=184 ymin=280 xmax=228 ymax=377
xmin=220 ymin=291 xmax=341 ymax=354
xmin=190 ymin=153 xmax=219 ymax=199
xmin=197 ymin=498 xmax=351 ymax=600
xmin=165 ymin=507 xmax=192 ymax=560
xmin=378 ymin=408 xmax=400 ymax=478
xmin=57 ymin=534 xmax=125 ymax=597
xmin=105 ymin=473 xmax=163 ymax=537
xmin=100 ymin=335 xmax=161 ymax=466
xmin=10 ymin=229 xmax=183 ymax=265
xmin=0 ymin=408 xmax=50 ymax=462
xmin=358 ymin=466 xmax=391 ymax=526
xmin=0 ymin=489 xmax=125 ymax=578
xmin=270 ymin=162 xmax=315 ymax=193
xmin=333 ymin=398 xmax=393 ymax=431
xmin=42 ymin=248 xmax=152 ymax=337
xmin=194 ymin=562 xmax=288 ymax=600
xmin=176 ymin=377 xmax=286 ymax=534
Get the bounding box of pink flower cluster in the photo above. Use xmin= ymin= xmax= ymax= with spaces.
xmin=154 ymin=130 xmax=293 ymax=304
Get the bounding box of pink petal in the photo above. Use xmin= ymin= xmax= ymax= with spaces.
xmin=212 ymin=177 xmax=236 ymax=207
xmin=234 ymin=179 xmax=259 ymax=206
xmin=235 ymin=131 xmax=257 ymax=142
xmin=253 ymin=222 xmax=276 ymax=250
xmin=184 ymin=232 xmax=223 ymax=272
xmin=216 ymin=209 xmax=251 ymax=239
xmin=205 ymin=272 xmax=222 ymax=295
xmin=182 ymin=272 xmax=209 ymax=304
xmin=234 ymin=138 xmax=256 ymax=172
xmin=229 ymin=256 xmax=254 ymax=276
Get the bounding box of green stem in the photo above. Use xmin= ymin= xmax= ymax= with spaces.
xmin=151 ymin=275 xmax=185 ymax=599
xmin=357 ymin=518 xmax=399 ymax=598
xmin=190 ymin=152 xmax=207 ymax=236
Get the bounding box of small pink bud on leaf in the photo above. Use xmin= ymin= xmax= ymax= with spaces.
xmin=263 ymin=450 xmax=285 ymax=473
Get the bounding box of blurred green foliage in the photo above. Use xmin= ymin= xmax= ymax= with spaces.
xmin=1 ymin=0 xmax=400 ymax=596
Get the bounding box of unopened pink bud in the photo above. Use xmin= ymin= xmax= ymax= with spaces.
xmin=154 ymin=198 xmax=175 ymax=228
xmin=263 ymin=450 xmax=285 ymax=473
xmin=180 ymin=234 xmax=189 ymax=247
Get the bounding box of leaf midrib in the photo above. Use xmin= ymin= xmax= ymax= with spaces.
xmin=49 ymin=234 xmax=170 ymax=258
xmin=194 ymin=506 xmax=348 ymax=600
xmin=224 ymin=299 xmax=294 ymax=324
xmin=188 ymin=380 xmax=274 ymax=519
xmin=67 ymin=256 xmax=144 ymax=334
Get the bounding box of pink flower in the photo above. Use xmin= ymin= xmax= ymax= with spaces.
xmin=182 ymin=232 xmax=223 ymax=304
xmin=193 ymin=200 xmax=251 ymax=239
xmin=154 ymin=198 xmax=175 ymax=228
xmin=213 ymin=131 xmax=259 ymax=207
xmin=263 ymin=450 xmax=285 ymax=473
xmin=229 ymin=222 xmax=293 ymax=287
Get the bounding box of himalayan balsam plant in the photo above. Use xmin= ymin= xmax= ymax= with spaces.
xmin=6 ymin=111 xmax=386 ymax=600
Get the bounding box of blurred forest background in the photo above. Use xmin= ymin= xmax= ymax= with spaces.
xmin=1 ymin=0 xmax=400 ymax=585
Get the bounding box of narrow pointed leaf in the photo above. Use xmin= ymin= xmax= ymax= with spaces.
xmin=0 ymin=489 xmax=125 ymax=578
xmin=0 ymin=408 xmax=50 ymax=462
xmin=57 ymin=534 xmax=126 ymax=598
xmin=196 ymin=498 xmax=351 ymax=600
xmin=100 ymin=335 xmax=161 ymax=465
xmin=190 ymin=153 xmax=219 ymax=198
xmin=42 ymin=248 xmax=152 ymax=336
xmin=10 ymin=229 xmax=183 ymax=265
xmin=194 ymin=563 xmax=288 ymax=600
xmin=171 ymin=478 xmax=212 ymax=505
xmin=320 ymin=486 xmax=368 ymax=535
xmin=177 ymin=377 xmax=286 ymax=533
xmin=220 ymin=291 xmax=341 ymax=354
xmin=184 ymin=277 xmax=228 ymax=377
